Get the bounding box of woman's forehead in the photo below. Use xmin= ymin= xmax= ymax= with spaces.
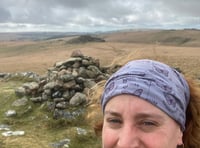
xmin=105 ymin=95 xmax=163 ymax=114
xmin=104 ymin=95 xmax=175 ymax=124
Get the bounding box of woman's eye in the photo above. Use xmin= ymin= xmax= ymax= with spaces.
xmin=107 ymin=118 xmax=122 ymax=124
xmin=138 ymin=120 xmax=158 ymax=132
xmin=105 ymin=117 xmax=122 ymax=128
xmin=142 ymin=121 xmax=156 ymax=126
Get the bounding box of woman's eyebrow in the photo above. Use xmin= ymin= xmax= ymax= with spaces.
xmin=134 ymin=113 xmax=165 ymax=120
xmin=104 ymin=110 xmax=121 ymax=117
xmin=104 ymin=111 xmax=165 ymax=121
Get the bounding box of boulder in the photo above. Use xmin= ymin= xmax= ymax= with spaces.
xmin=69 ymin=92 xmax=87 ymax=106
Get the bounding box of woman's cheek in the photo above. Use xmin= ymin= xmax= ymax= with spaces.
xmin=102 ymin=127 xmax=118 ymax=148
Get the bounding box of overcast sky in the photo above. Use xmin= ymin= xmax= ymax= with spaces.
xmin=0 ymin=0 xmax=200 ymax=32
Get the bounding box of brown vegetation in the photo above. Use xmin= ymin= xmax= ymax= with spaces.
xmin=0 ymin=36 xmax=200 ymax=78
xmin=101 ymin=29 xmax=200 ymax=47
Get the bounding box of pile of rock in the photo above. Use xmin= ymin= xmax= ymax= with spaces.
xmin=0 ymin=72 xmax=40 ymax=82
xmin=15 ymin=50 xmax=117 ymax=119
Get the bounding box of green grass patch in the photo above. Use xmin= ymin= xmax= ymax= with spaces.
xmin=0 ymin=80 xmax=101 ymax=147
xmin=69 ymin=130 xmax=101 ymax=148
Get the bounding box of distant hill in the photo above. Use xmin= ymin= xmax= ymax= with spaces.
xmin=0 ymin=32 xmax=84 ymax=41
xmin=67 ymin=35 xmax=105 ymax=44
xmin=98 ymin=29 xmax=200 ymax=47
xmin=1 ymin=29 xmax=200 ymax=46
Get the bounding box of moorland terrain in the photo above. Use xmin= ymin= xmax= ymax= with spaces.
xmin=1 ymin=29 xmax=200 ymax=76
xmin=0 ymin=29 xmax=200 ymax=148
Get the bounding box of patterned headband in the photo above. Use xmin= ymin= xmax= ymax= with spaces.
xmin=101 ymin=59 xmax=190 ymax=131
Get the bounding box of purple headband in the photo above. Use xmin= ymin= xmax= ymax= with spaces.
xmin=101 ymin=59 xmax=190 ymax=131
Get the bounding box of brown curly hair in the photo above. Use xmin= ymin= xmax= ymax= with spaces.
xmin=183 ymin=78 xmax=200 ymax=148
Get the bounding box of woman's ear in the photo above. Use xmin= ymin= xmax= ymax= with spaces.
xmin=177 ymin=127 xmax=183 ymax=146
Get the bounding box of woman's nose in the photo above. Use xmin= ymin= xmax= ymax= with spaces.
xmin=117 ymin=125 xmax=140 ymax=148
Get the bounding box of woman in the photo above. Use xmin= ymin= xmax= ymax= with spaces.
xmin=93 ymin=59 xmax=200 ymax=148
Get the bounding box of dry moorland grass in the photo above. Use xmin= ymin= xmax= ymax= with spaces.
xmin=0 ymin=39 xmax=200 ymax=78
xmin=101 ymin=29 xmax=200 ymax=47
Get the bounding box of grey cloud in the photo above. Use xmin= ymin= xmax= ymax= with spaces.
xmin=156 ymin=0 xmax=200 ymax=16
xmin=0 ymin=0 xmax=199 ymax=32
xmin=0 ymin=7 xmax=11 ymax=22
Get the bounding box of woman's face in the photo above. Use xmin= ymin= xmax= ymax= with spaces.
xmin=102 ymin=95 xmax=183 ymax=148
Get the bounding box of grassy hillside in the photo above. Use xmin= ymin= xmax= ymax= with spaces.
xmin=100 ymin=29 xmax=200 ymax=47
xmin=0 ymin=30 xmax=200 ymax=147
xmin=1 ymin=38 xmax=200 ymax=77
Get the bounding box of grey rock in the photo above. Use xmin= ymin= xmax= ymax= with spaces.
xmin=23 ymin=82 xmax=39 ymax=90
xmin=0 ymin=73 xmax=8 ymax=78
xmin=12 ymin=97 xmax=28 ymax=107
xmin=84 ymin=79 xmax=96 ymax=89
xmin=59 ymin=74 xmax=74 ymax=82
xmin=87 ymin=65 xmax=102 ymax=78
xmin=15 ymin=87 xmax=26 ymax=97
xmin=5 ymin=110 xmax=17 ymax=117
xmin=0 ymin=124 xmax=10 ymax=131
xmin=76 ymin=127 xmax=87 ymax=135
xmin=78 ymin=67 xmax=88 ymax=78
xmin=2 ymin=131 xmax=25 ymax=137
xmin=69 ymin=92 xmax=87 ymax=106
xmin=70 ymin=49 xmax=83 ymax=57
xmin=72 ymin=68 xmax=78 ymax=77
xmin=53 ymin=98 xmax=65 ymax=103
xmin=43 ymin=89 xmax=51 ymax=96
xmin=56 ymin=102 xmax=67 ymax=109
xmin=72 ymin=61 xmax=81 ymax=68
xmin=62 ymin=90 xmax=71 ymax=101
xmin=76 ymin=77 xmax=85 ymax=84
xmin=82 ymin=59 xmax=91 ymax=66
xmin=50 ymin=138 xmax=70 ymax=148
xmin=63 ymin=80 xmax=76 ymax=89
xmin=44 ymin=81 xmax=63 ymax=90
xmin=55 ymin=57 xmax=82 ymax=68
xmin=52 ymin=91 xmax=63 ymax=98
xmin=42 ymin=93 xmax=49 ymax=101
xmin=30 ymin=97 xmax=42 ymax=103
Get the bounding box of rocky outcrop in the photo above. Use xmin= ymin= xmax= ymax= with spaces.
xmin=0 ymin=72 xmax=40 ymax=83
xmin=14 ymin=50 xmax=117 ymax=119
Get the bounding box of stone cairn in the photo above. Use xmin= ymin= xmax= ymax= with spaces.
xmin=14 ymin=50 xmax=120 ymax=119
